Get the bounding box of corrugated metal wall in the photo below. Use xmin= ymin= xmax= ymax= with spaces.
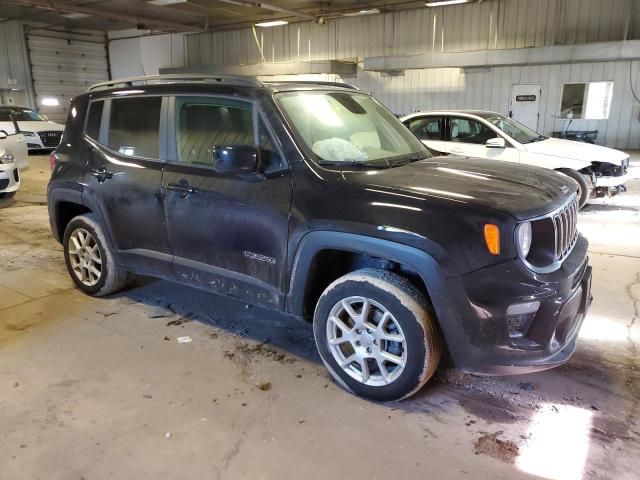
xmin=185 ymin=0 xmax=640 ymax=148
xmin=27 ymin=31 xmax=109 ymax=123
xmin=0 ymin=21 xmax=34 ymax=108
xmin=187 ymin=0 xmax=639 ymax=66
xmin=260 ymin=61 xmax=640 ymax=149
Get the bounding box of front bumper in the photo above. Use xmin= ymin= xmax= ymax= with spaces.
xmin=442 ymin=234 xmax=591 ymax=375
xmin=594 ymin=173 xmax=629 ymax=188
xmin=0 ymin=165 xmax=21 ymax=193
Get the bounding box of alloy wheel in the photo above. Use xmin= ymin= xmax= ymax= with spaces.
xmin=326 ymin=296 xmax=407 ymax=387
xmin=68 ymin=228 xmax=102 ymax=287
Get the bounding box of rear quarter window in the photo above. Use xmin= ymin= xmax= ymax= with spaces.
xmin=85 ymin=101 xmax=103 ymax=141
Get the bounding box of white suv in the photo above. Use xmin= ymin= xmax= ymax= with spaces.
xmin=0 ymin=106 xmax=64 ymax=152
xmin=401 ymin=110 xmax=629 ymax=208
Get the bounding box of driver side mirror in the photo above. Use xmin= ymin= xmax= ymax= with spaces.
xmin=0 ymin=131 xmax=7 ymax=140
xmin=486 ymin=137 xmax=506 ymax=149
xmin=211 ymin=145 xmax=260 ymax=175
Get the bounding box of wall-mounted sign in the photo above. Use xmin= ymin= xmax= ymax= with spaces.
xmin=516 ymin=95 xmax=537 ymax=102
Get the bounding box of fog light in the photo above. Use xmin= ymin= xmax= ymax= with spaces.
xmin=506 ymin=301 xmax=540 ymax=337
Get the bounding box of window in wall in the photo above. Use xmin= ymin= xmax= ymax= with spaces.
xmin=85 ymin=101 xmax=103 ymax=141
xmin=560 ymin=82 xmax=614 ymax=120
xmin=107 ymin=96 xmax=162 ymax=158
xmin=176 ymin=97 xmax=253 ymax=167
xmin=450 ymin=117 xmax=494 ymax=144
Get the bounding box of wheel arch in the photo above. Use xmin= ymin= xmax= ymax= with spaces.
xmin=286 ymin=231 xmax=457 ymax=330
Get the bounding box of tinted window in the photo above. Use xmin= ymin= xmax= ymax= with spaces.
xmin=407 ymin=117 xmax=442 ymax=140
xmin=108 ymin=97 xmax=161 ymax=158
xmin=450 ymin=117 xmax=494 ymax=144
xmin=176 ymin=97 xmax=253 ymax=167
xmin=85 ymin=101 xmax=103 ymax=141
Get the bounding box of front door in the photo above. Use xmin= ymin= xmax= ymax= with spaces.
xmin=510 ymin=84 xmax=541 ymax=131
xmin=83 ymin=95 xmax=173 ymax=277
xmin=162 ymin=95 xmax=292 ymax=309
xmin=445 ymin=116 xmax=520 ymax=164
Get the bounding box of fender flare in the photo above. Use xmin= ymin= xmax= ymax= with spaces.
xmin=285 ymin=231 xmax=460 ymax=334
xmin=47 ymin=188 xmax=83 ymax=242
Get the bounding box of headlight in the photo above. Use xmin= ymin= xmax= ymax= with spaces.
xmin=516 ymin=222 xmax=532 ymax=259
xmin=22 ymin=131 xmax=36 ymax=137
xmin=0 ymin=151 xmax=15 ymax=164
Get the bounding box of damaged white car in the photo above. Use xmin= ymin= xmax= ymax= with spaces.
xmin=401 ymin=110 xmax=629 ymax=208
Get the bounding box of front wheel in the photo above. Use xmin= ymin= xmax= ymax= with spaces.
xmin=313 ymin=269 xmax=442 ymax=401
xmin=558 ymin=169 xmax=590 ymax=209
xmin=0 ymin=191 xmax=16 ymax=199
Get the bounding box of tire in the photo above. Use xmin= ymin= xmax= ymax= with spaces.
xmin=63 ymin=213 xmax=129 ymax=297
xmin=313 ymin=268 xmax=442 ymax=401
xmin=558 ymin=169 xmax=590 ymax=209
xmin=0 ymin=191 xmax=16 ymax=199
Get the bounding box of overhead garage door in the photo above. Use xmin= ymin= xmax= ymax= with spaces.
xmin=27 ymin=33 xmax=109 ymax=124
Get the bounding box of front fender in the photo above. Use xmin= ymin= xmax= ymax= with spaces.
xmin=286 ymin=231 xmax=466 ymax=352
xmin=520 ymin=151 xmax=591 ymax=171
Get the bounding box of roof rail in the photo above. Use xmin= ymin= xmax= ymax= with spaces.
xmin=266 ymin=81 xmax=359 ymax=91
xmin=88 ymin=74 xmax=264 ymax=92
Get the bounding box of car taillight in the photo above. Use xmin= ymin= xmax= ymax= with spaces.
xmin=49 ymin=151 xmax=57 ymax=171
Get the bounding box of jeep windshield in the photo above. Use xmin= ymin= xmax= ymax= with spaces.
xmin=276 ymin=91 xmax=428 ymax=167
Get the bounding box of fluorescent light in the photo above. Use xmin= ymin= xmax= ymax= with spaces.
xmin=425 ymin=0 xmax=473 ymax=6
xmin=40 ymin=97 xmax=60 ymax=106
xmin=62 ymin=12 xmax=91 ymax=19
xmin=343 ymin=8 xmax=380 ymax=17
xmin=255 ymin=20 xmax=288 ymax=27
xmin=147 ymin=0 xmax=187 ymax=5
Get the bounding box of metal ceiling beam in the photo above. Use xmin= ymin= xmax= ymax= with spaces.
xmin=217 ymin=0 xmax=318 ymax=22
xmin=1 ymin=0 xmax=207 ymax=32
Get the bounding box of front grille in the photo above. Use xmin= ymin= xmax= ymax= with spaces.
xmin=13 ymin=168 xmax=19 ymax=182
xmin=553 ymin=197 xmax=579 ymax=261
xmin=37 ymin=131 xmax=62 ymax=148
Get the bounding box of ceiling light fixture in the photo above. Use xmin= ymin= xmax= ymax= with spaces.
xmin=147 ymin=0 xmax=188 ymax=5
xmin=343 ymin=8 xmax=381 ymax=17
xmin=255 ymin=20 xmax=289 ymax=27
xmin=61 ymin=12 xmax=91 ymax=19
xmin=425 ymin=0 xmax=474 ymax=7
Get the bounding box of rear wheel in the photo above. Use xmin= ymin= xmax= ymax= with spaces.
xmin=313 ymin=269 xmax=442 ymax=401
xmin=63 ymin=214 xmax=129 ymax=296
xmin=558 ymin=169 xmax=590 ymax=209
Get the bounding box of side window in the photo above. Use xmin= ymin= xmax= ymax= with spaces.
xmin=407 ymin=117 xmax=442 ymax=141
xmin=176 ymin=97 xmax=253 ymax=167
xmin=450 ymin=117 xmax=493 ymax=145
xmin=258 ymin=117 xmax=285 ymax=173
xmin=0 ymin=110 xmax=17 ymax=135
xmin=107 ymin=97 xmax=161 ymax=158
xmin=85 ymin=101 xmax=103 ymax=141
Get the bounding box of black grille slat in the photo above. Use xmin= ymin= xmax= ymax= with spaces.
xmin=553 ymin=197 xmax=579 ymax=261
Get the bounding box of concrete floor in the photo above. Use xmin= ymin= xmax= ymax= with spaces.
xmin=0 ymin=154 xmax=638 ymax=480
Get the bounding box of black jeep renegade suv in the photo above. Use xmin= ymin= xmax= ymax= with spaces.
xmin=48 ymin=75 xmax=592 ymax=401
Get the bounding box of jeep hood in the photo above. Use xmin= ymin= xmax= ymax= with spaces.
xmin=342 ymin=156 xmax=577 ymax=220
xmin=523 ymin=138 xmax=628 ymax=166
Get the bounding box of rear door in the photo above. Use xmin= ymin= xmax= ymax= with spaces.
xmin=403 ymin=115 xmax=448 ymax=154
xmin=162 ymin=95 xmax=292 ymax=308
xmin=83 ymin=95 xmax=173 ymax=277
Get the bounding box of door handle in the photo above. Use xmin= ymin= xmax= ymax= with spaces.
xmin=89 ymin=167 xmax=114 ymax=183
xmin=165 ymin=182 xmax=198 ymax=196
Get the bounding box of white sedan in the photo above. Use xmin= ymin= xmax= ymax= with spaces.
xmin=0 ymin=106 xmax=64 ymax=152
xmin=401 ymin=110 xmax=629 ymax=208
xmin=0 ymin=128 xmax=28 ymax=199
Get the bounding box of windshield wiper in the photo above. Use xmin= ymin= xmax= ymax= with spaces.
xmin=524 ymin=135 xmax=547 ymax=144
xmin=319 ymin=160 xmax=389 ymax=168
xmin=390 ymin=153 xmax=428 ymax=167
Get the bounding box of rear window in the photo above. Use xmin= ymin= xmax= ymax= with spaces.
xmin=107 ymin=97 xmax=161 ymax=158
xmin=85 ymin=101 xmax=103 ymax=141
